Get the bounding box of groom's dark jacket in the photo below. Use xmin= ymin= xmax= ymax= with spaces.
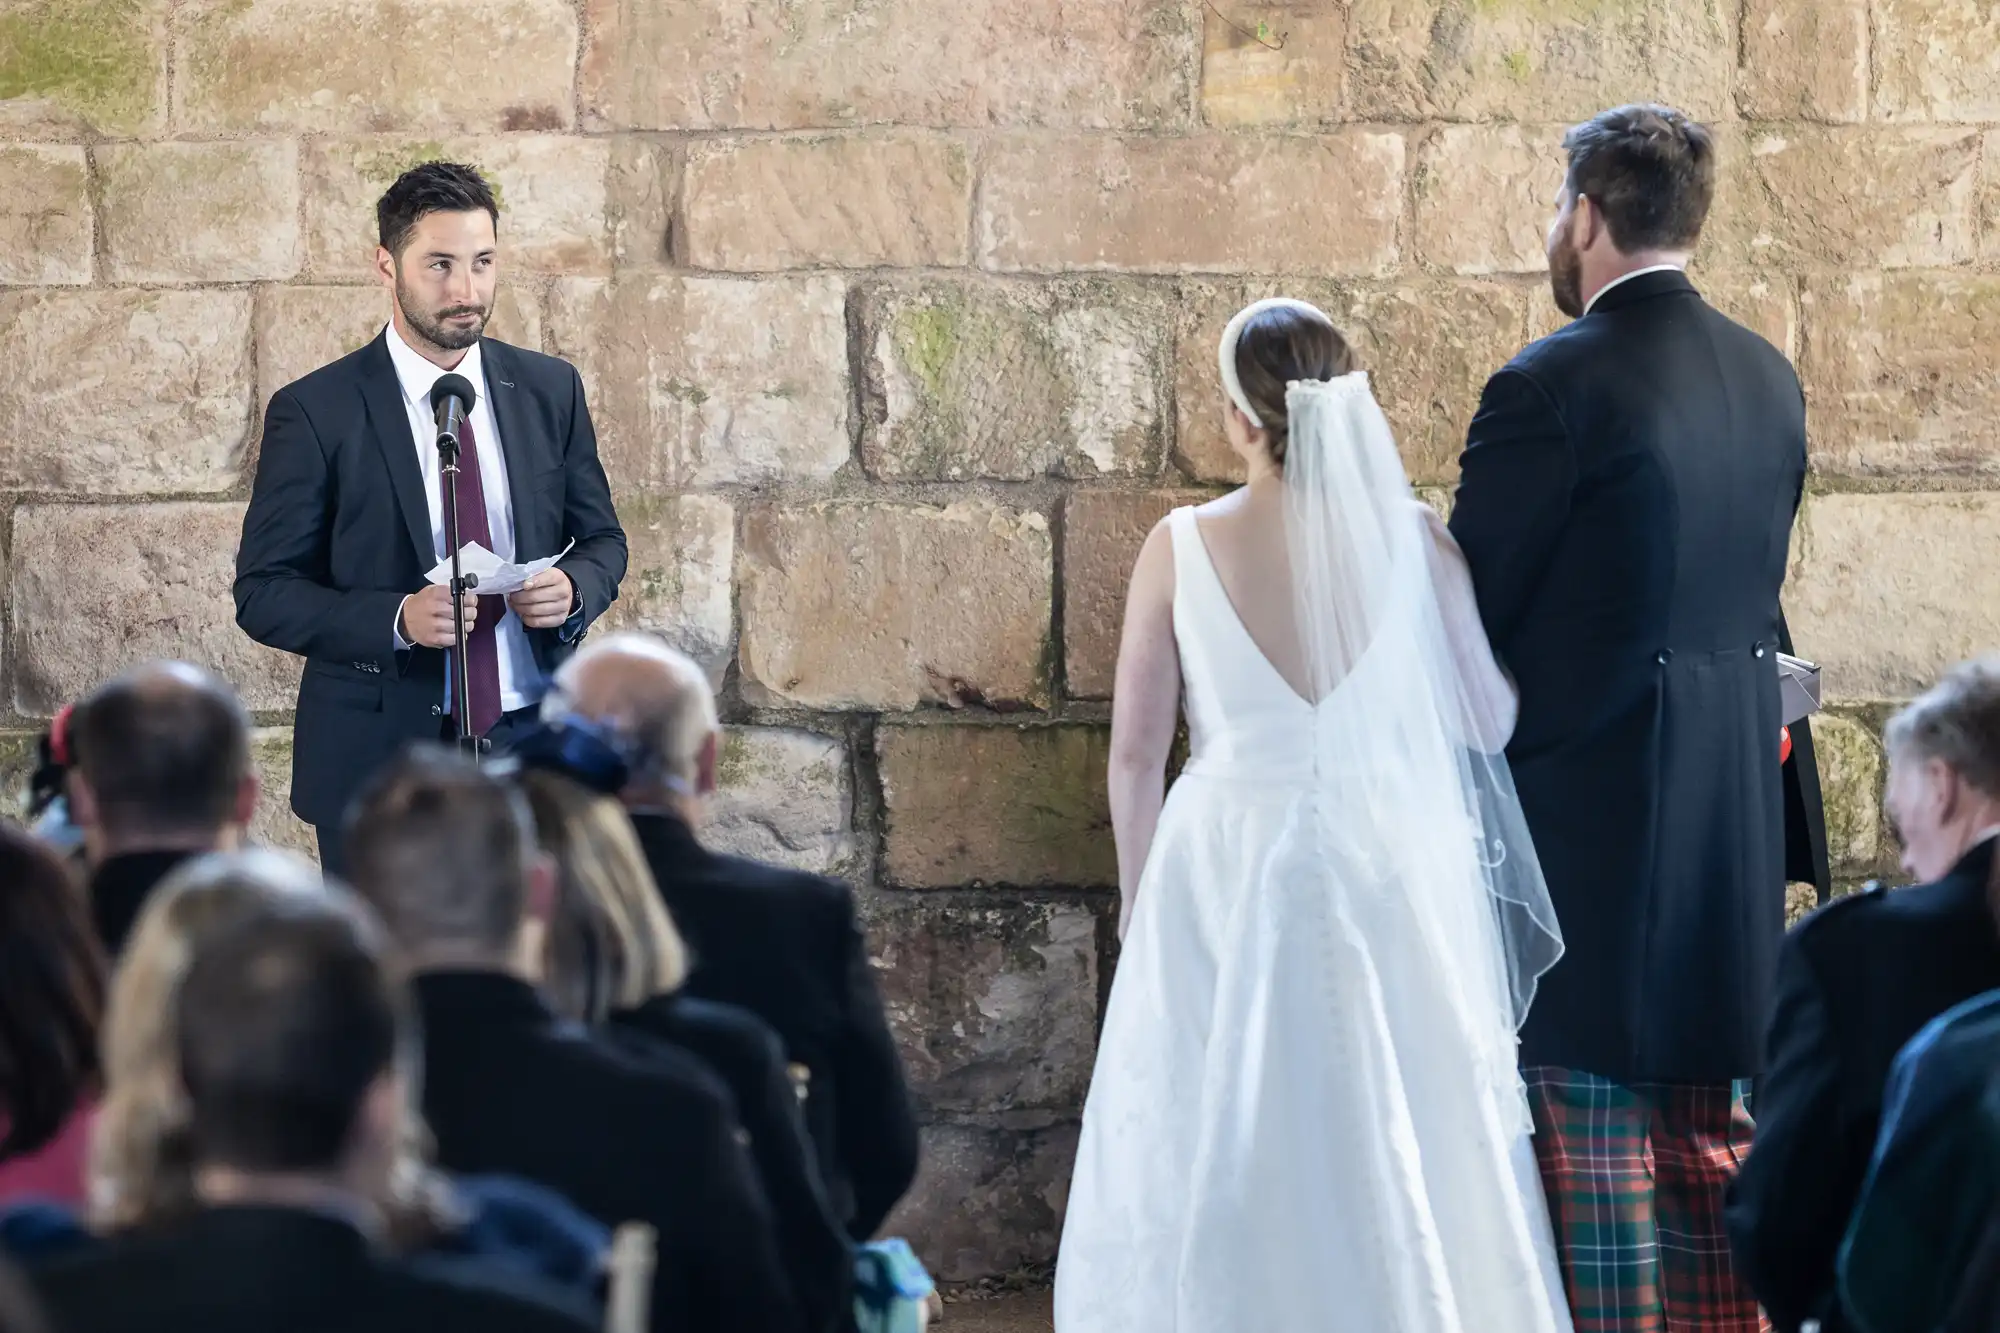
xmin=1449 ymin=270 xmax=1813 ymax=1084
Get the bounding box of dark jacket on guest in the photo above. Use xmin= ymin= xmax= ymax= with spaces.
xmin=26 ymin=1204 xmax=596 ymax=1333
xmin=1449 ymin=269 xmax=1809 ymax=1084
xmin=631 ymin=814 xmax=920 ymax=1240
xmin=1726 ymin=838 xmax=2000 ymax=1332
xmin=89 ymin=849 xmax=199 ymax=958
xmin=410 ymin=971 xmax=801 ymax=1333
xmin=615 ymin=994 xmax=854 ymax=1333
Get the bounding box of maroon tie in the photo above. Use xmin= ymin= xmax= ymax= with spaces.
xmin=451 ymin=415 xmax=506 ymax=738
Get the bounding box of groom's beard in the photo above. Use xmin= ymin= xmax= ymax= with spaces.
xmin=1548 ymin=229 xmax=1586 ymax=319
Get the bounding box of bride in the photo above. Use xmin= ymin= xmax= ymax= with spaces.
xmin=1055 ymin=299 xmax=1573 ymax=1332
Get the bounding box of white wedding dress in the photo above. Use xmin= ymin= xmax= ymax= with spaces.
xmin=1055 ymin=326 xmax=1573 ymax=1333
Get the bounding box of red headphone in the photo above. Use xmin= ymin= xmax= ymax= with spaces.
xmin=1779 ymin=725 xmax=1793 ymax=766
xmin=49 ymin=703 xmax=74 ymax=767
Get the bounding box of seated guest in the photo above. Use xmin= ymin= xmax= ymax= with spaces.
xmin=345 ymin=747 xmax=802 ymax=1333
xmin=1728 ymin=656 xmax=2000 ymax=1333
xmin=73 ymin=849 xmax=605 ymax=1300
xmin=0 ymin=826 xmax=105 ymax=1210
xmin=518 ymin=761 xmax=854 ymax=1333
xmin=28 ymin=882 xmax=595 ymax=1333
xmin=548 ymin=635 xmax=921 ymax=1240
xmin=65 ymin=662 xmax=257 ymax=956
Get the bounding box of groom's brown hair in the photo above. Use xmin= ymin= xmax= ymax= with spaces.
xmin=1562 ymin=104 xmax=1715 ymax=252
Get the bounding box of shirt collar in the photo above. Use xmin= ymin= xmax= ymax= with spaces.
xmin=1583 ymin=263 xmax=1688 ymax=315
xmin=383 ymin=319 xmax=484 ymax=415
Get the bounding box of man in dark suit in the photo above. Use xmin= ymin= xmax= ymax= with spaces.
xmin=1729 ymin=659 xmax=2000 ymax=1332
xmin=235 ymin=161 xmax=626 ymax=874
xmin=1448 ymin=104 xmax=1813 ymax=1330
xmin=547 ymin=634 xmax=922 ymax=1241
xmin=65 ymin=661 xmax=256 ymax=957
xmin=30 ymin=870 xmax=595 ymax=1333
xmin=344 ymin=746 xmax=801 ymax=1333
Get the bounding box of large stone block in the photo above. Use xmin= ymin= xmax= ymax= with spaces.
xmin=0 ymin=289 xmax=252 ymax=494
xmin=547 ymin=276 xmax=850 ymax=490
xmin=303 ymin=137 xmax=614 ymax=280
xmin=579 ymin=0 xmax=1194 ymax=132
xmin=856 ymin=280 xmax=1171 ymax=481
xmin=1800 ymin=274 xmax=2000 ymax=478
xmin=10 ymin=503 xmax=298 ymax=717
xmin=870 ymin=899 xmax=1098 ymax=1114
xmin=172 ymin=0 xmax=576 ymax=134
xmin=682 ymin=135 xmax=972 ymax=271
xmin=1710 ymin=128 xmax=1982 ymax=270
xmin=1811 ymin=713 xmax=1884 ymax=874
xmin=1986 ymin=134 xmax=2000 ymax=265
xmin=1345 ymin=0 xmax=1733 ymax=123
xmin=600 ymin=494 xmax=735 ymax=678
xmin=887 ymin=1119 xmax=1077 ymax=1284
xmin=708 ymin=727 xmax=854 ymax=875
xmin=1199 ymin=2 xmax=1346 ymax=127
xmin=254 ymin=284 xmax=543 ymax=415
xmin=1738 ymin=0 xmax=1868 ymax=122
xmin=1414 ymin=125 xmax=1566 ymax=276
xmin=1874 ymin=0 xmax=2000 ymax=123
xmin=0 ymin=145 xmax=89 ymax=285
xmin=98 ymin=141 xmax=301 ymax=283
xmin=1785 ymin=493 xmax=2000 ymax=702
xmin=1064 ymin=490 xmax=1211 ymax=699
xmin=878 ymin=725 xmax=1113 ymax=888
xmin=739 ymin=502 xmax=1053 ymax=712
xmin=1175 ymin=280 xmax=1528 ymax=485
xmin=0 ymin=0 xmax=165 ymax=136
xmin=979 ymin=133 xmax=1403 ymax=276
xmin=608 ymin=137 xmax=678 ymax=271
xmin=248 ymin=729 xmax=315 ymax=859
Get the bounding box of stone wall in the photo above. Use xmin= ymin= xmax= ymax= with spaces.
xmin=2 ymin=0 xmax=1996 ymax=1281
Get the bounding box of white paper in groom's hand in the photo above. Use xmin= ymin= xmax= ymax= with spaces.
xmin=425 ymin=539 xmax=575 ymax=597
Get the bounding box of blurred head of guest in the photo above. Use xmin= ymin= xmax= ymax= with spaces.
xmin=343 ymin=746 xmax=555 ymax=980
xmin=542 ymin=634 xmax=718 ymax=826
xmin=1884 ymin=656 xmax=2000 ymax=884
xmin=89 ymin=849 xmax=328 ymax=1230
xmin=0 ymin=825 xmax=104 ymax=1169
xmin=517 ymin=770 xmax=687 ymax=1023
xmin=66 ymin=662 xmax=257 ymax=957
xmin=0 ymin=1259 xmax=48 ymax=1333
xmin=174 ymin=891 xmax=408 ymax=1223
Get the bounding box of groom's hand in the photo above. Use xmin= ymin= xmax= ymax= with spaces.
xmin=508 ymin=568 xmax=576 ymax=629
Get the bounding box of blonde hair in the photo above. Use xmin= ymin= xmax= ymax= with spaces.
xmin=88 ymin=850 xmax=461 ymax=1243
xmin=521 ymin=770 xmax=689 ymax=1023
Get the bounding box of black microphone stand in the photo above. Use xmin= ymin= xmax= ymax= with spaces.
xmin=436 ymin=420 xmax=480 ymax=760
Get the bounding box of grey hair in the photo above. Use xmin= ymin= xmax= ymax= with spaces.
xmin=1884 ymin=656 xmax=2000 ymax=800
xmin=544 ymin=634 xmax=718 ymax=789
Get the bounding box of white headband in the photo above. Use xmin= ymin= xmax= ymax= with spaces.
xmin=1217 ymin=297 xmax=1362 ymax=421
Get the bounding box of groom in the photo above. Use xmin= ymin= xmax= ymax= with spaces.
xmin=1449 ymin=105 xmax=1815 ymax=1331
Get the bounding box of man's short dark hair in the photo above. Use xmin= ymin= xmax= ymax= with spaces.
xmin=344 ymin=746 xmax=535 ymax=958
xmin=176 ymin=896 xmax=402 ymax=1174
xmin=1562 ymin=104 xmax=1716 ymax=253
xmin=376 ymin=161 xmax=500 ymax=258
xmin=70 ymin=662 xmax=250 ymax=842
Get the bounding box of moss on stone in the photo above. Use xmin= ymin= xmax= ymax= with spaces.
xmin=714 ymin=730 xmax=753 ymax=790
xmin=897 ymin=300 xmax=964 ymax=400
xmin=0 ymin=0 xmax=157 ymax=133
xmin=1813 ymin=712 xmax=1886 ymax=873
xmin=1501 ymin=49 xmax=1533 ymax=81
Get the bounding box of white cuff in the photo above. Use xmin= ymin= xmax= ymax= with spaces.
xmin=393 ymin=594 xmax=412 ymax=651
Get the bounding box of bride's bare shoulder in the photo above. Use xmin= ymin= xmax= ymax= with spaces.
xmin=1191 ymin=488 xmax=1252 ymax=521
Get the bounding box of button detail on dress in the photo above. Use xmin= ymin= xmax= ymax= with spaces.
xmin=1656 ymin=649 xmax=1673 ymax=665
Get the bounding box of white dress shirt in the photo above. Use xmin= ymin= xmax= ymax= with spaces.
xmin=384 ymin=321 xmax=542 ymax=714
xmin=1583 ymin=263 xmax=1687 ymax=315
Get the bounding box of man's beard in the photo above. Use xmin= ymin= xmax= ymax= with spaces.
xmin=1548 ymin=226 xmax=1586 ymax=319
xmin=396 ymin=279 xmax=487 ymax=351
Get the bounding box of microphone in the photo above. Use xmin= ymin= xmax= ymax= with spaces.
xmin=430 ymin=373 xmax=477 ymax=452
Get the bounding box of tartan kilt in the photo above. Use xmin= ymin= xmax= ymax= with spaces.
xmin=1525 ymin=1066 xmax=1770 ymax=1333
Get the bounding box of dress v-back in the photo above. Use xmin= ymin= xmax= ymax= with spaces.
xmin=1054 ymin=506 xmax=1572 ymax=1333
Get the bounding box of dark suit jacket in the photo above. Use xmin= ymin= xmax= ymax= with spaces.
xmin=631 ymin=814 xmax=921 ymax=1240
xmin=1450 ymin=270 xmax=1809 ymax=1083
xmin=27 ymin=1204 xmax=595 ymax=1333
xmin=1726 ymin=839 xmax=2000 ymax=1333
xmin=89 ymin=849 xmax=197 ymax=958
xmin=234 ymin=333 xmax=626 ymax=829
xmin=614 ymin=994 xmax=853 ymax=1333
xmin=411 ymin=971 xmax=801 ymax=1333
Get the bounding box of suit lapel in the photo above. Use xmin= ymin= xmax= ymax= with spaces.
xmin=482 ymin=339 xmax=542 ymax=556
xmin=359 ymin=334 xmax=436 ymax=570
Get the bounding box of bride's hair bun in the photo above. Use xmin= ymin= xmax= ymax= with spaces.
xmin=1232 ymin=306 xmax=1357 ymax=466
